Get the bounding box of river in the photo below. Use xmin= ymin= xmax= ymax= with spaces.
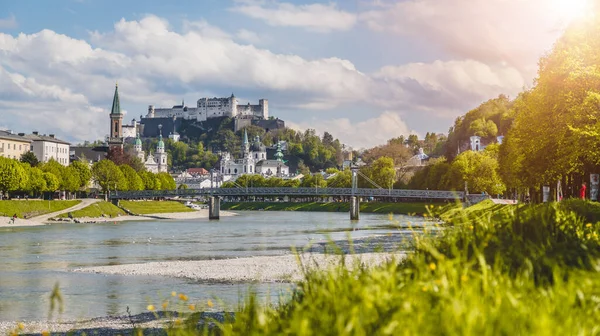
xmin=0 ymin=211 xmax=432 ymax=321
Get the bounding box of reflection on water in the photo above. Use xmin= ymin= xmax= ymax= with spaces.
xmin=0 ymin=211 xmax=432 ymax=321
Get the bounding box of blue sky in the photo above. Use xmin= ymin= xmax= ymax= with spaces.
xmin=0 ymin=0 xmax=579 ymax=147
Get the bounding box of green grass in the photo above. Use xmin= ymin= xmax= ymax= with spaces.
xmin=167 ymin=201 xmax=600 ymax=335
xmin=56 ymin=201 xmax=126 ymax=218
xmin=219 ymin=201 xmax=433 ymax=215
xmin=0 ymin=200 xmax=80 ymax=218
xmin=120 ymin=200 xmax=194 ymax=215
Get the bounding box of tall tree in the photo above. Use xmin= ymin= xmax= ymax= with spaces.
xmin=20 ymin=151 xmax=40 ymax=167
xmin=120 ymin=165 xmax=144 ymax=191
xmin=92 ymin=159 xmax=125 ymax=193
xmin=71 ymin=161 xmax=92 ymax=190
xmin=0 ymin=157 xmax=28 ymax=197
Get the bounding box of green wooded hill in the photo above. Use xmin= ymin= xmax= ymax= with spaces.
xmin=142 ymin=117 xmax=347 ymax=173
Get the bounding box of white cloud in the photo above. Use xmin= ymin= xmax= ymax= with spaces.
xmin=0 ymin=15 xmax=535 ymax=146
xmin=0 ymin=14 xmax=17 ymax=29
xmin=231 ymin=1 xmax=356 ymax=32
xmin=288 ymin=111 xmax=415 ymax=149
xmin=0 ymin=66 xmax=107 ymax=141
xmin=360 ymin=0 xmax=569 ymax=74
xmin=372 ymin=59 xmax=525 ymax=112
xmin=236 ymin=29 xmax=261 ymax=44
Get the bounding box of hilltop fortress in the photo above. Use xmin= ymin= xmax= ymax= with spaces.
xmin=138 ymin=93 xmax=284 ymax=137
xmin=146 ymin=94 xmax=268 ymax=121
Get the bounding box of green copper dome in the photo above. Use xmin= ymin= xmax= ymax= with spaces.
xmin=135 ymin=132 xmax=142 ymax=146
xmin=157 ymin=134 xmax=164 ymax=148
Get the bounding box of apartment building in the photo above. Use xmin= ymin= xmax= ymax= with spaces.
xmin=24 ymin=132 xmax=71 ymax=166
xmin=0 ymin=130 xmax=32 ymax=160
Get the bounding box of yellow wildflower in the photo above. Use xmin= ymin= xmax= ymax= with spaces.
xmin=179 ymin=294 xmax=188 ymax=301
xmin=147 ymin=305 xmax=155 ymax=312
xmin=429 ymin=263 xmax=436 ymax=271
xmin=175 ymin=319 xmax=182 ymax=325
xmin=421 ymin=286 xmax=428 ymax=292
xmin=41 ymin=331 xmax=50 ymax=336
xmin=469 ymin=225 xmax=474 ymax=230
xmin=162 ymin=301 xmax=168 ymax=310
xmin=17 ymin=323 xmax=24 ymax=330
xmin=189 ymin=304 xmax=196 ymax=311
xmin=207 ymin=299 xmax=214 ymax=308
xmin=461 ymin=275 xmax=468 ymax=282
xmin=171 ymin=291 xmax=177 ymax=297
xmin=586 ymin=223 xmax=593 ymax=228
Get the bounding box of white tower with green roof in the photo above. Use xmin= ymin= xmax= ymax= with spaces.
xmin=154 ymin=124 xmax=168 ymax=173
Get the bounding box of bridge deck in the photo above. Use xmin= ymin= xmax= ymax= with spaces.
xmin=109 ymin=187 xmax=483 ymax=201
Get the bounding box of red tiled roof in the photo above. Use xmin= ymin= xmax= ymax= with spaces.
xmin=186 ymin=168 xmax=209 ymax=175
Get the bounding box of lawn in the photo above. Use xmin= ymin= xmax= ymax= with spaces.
xmin=0 ymin=200 xmax=80 ymax=218
xmin=120 ymin=200 xmax=194 ymax=215
xmin=219 ymin=201 xmax=432 ymax=215
xmin=57 ymin=201 xmax=126 ymax=218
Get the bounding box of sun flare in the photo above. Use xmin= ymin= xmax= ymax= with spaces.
xmin=551 ymin=0 xmax=591 ymax=22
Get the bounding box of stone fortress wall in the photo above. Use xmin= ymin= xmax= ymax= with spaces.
xmin=146 ymin=94 xmax=268 ymax=122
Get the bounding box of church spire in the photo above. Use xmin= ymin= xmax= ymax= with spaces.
xmin=274 ymin=141 xmax=284 ymax=161
xmin=243 ymin=129 xmax=248 ymax=145
xmin=110 ymin=83 xmax=122 ymax=115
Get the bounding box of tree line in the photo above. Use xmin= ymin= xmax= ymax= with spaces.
xmin=404 ymin=12 xmax=600 ymax=200
xmin=0 ymin=151 xmax=176 ymax=199
xmin=221 ymin=156 xmax=396 ymax=190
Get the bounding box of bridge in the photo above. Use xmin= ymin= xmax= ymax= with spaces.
xmin=109 ymin=187 xmax=488 ymax=220
xmin=110 ymin=187 xmax=467 ymax=200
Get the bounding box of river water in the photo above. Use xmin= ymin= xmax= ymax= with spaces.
xmin=0 ymin=211 xmax=431 ymax=321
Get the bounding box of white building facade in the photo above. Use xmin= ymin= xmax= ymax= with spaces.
xmin=25 ymin=132 xmax=71 ymax=166
xmin=133 ymin=131 xmax=168 ymax=173
xmin=146 ymin=94 xmax=268 ymax=122
xmin=220 ymin=131 xmax=288 ymax=177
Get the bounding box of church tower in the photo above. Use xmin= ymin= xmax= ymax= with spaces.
xmin=155 ymin=124 xmax=168 ymax=173
xmin=242 ymin=129 xmax=249 ymax=156
xmin=134 ymin=131 xmax=145 ymax=162
xmin=108 ymin=83 xmax=124 ymax=149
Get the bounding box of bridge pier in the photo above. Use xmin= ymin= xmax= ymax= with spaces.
xmin=350 ymin=196 xmax=359 ymax=220
xmin=209 ymin=196 xmax=220 ymax=220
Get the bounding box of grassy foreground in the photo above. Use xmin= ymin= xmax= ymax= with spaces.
xmin=149 ymin=199 xmax=600 ymax=335
xmin=56 ymin=201 xmax=126 ymax=219
xmin=120 ymin=200 xmax=194 ymax=215
xmin=0 ymin=200 xmax=80 ymax=218
xmin=220 ymin=201 xmax=431 ymax=215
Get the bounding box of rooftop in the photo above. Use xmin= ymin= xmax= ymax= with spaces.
xmin=24 ymin=132 xmax=70 ymax=145
xmin=0 ymin=130 xmax=32 ymax=143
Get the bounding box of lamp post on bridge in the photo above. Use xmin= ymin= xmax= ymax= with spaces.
xmin=350 ymin=166 xmax=360 ymax=220
xmin=208 ymin=168 xmax=220 ymax=220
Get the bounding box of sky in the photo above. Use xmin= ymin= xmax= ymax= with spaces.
xmin=0 ymin=0 xmax=587 ymax=148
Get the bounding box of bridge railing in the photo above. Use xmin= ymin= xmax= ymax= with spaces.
xmin=111 ymin=187 xmax=466 ymax=200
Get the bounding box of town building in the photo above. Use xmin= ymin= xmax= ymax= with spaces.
xmin=121 ymin=119 xmax=138 ymax=139
xmin=219 ymin=130 xmax=289 ymax=177
xmin=0 ymin=130 xmax=32 ymax=160
xmin=255 ymin=142 xmax=290 ymax=177
xmin=70 ymin=146 xmax=108 ymax=164
xmin=24 ymin=132 xmax=71 ymax=166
